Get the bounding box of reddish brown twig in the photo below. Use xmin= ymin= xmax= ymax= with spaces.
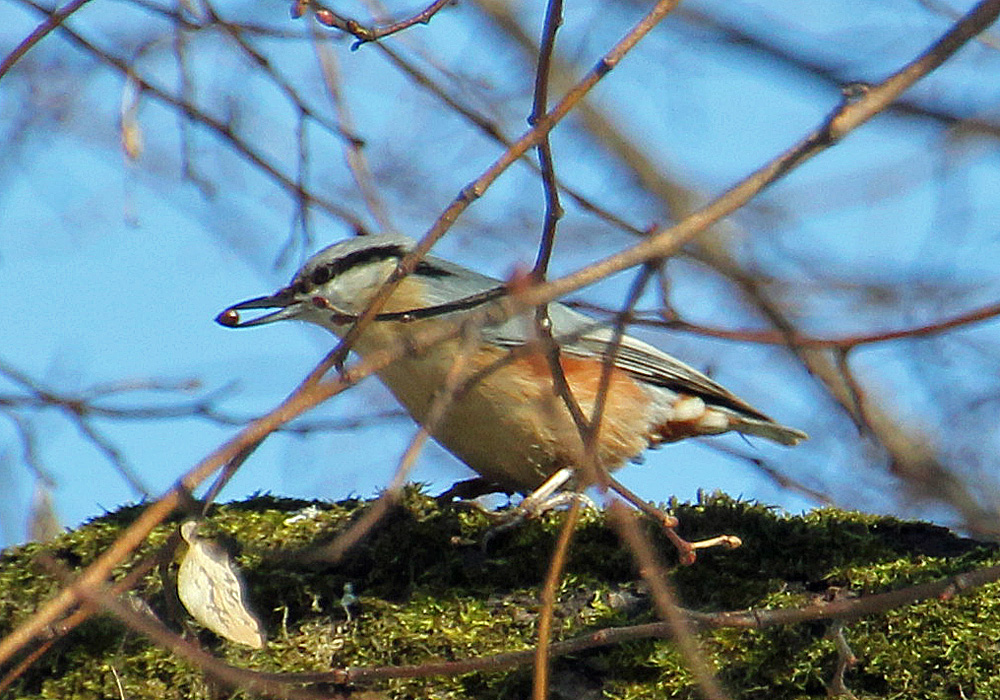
xmin=533 ymin=499 xmax=580 ymax=700
xmin=569 ymin=297 xmax=1000 ymax=352
xmin=327 ymin=0 xmax=684 ymax=370
xmin=610 ymin=501 xmax=732 ymax=700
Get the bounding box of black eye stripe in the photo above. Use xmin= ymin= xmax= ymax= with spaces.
xmin=297 ymin=245 xmax=455 ymax=287
xmin=334 ymin=245 xmax=406 ymax=274
xmin=310 ymin=266 xmax=331 ymax=285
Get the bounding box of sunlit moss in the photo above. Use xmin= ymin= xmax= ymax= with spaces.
xmin=1 ymin=489 xmax=998 ymax=699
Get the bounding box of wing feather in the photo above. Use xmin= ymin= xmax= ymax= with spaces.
xmin=483 ymin=302 xmax=771 ymax=421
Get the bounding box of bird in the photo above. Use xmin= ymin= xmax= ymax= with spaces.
xmin=216 ymin=233 xmax=806 ymax=499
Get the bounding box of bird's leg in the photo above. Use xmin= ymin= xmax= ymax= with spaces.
xmin=608 ymin=476 xmax=741 ymax=566
xmin=478 ymin=468 xmax=597 ymax=546
xmin=519 ymin=467 xmax=575 ymax=513
xmin=445 ymin=469 xmax=740 ymax=565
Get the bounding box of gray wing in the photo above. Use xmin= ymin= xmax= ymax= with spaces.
xmin=411 ymin=253 xmax=804 ymax=443
xmin=483 ymin=302 xmax=773 ymax=421
xmin=411 ymin=253 xmax=775 ymax=422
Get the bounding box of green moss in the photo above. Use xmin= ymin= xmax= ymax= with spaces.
xmin=2 ymin=489 xmax=998 ymax=699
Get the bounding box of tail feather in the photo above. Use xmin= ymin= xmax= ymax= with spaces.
xmin=651 ymin=397 xmax=808 ymax=447
xmin=728 ymin=415 xmax=808 ymax=446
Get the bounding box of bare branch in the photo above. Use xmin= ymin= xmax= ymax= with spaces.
xmin=307 ymin=0 xmax=454 ymax=48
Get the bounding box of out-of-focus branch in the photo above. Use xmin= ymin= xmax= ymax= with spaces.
xmin=326 ymin=0 xmax=684 ymax=369
xmin=611 ymin=501 xmax=733 ymax=700
xmin=479 ymin=0 xmax=1000 ymax=531
xmin=312 ymin=29 xmax=397 ymax=235
xmin=0 ymin=358 xmax=403 ymax=505
xmin=165 ymin=555 xmax=1000 ymax=687
xmin=16 ymin=0 xmax=369 ymax=233
xmin=3 ymin=0 xmax=996 ymax=670
xmin=568 ymin=297 xmax=1000 ymax=350
xmin=0 ymin=0 xmax=92 ymax=78
xmin=305 ymin=0 xmax=454 ymax=48
xmin=675 ymin=4 xmax=1000 ymax=139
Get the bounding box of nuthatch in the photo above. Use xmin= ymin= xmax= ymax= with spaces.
xmin=217 ymin=234 xmax=806 ymax=497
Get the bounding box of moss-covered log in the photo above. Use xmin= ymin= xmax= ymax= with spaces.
xmin=2 ymin=490 xmax=998 ymax=699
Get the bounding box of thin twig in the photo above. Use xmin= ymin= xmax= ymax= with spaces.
xmin=64 ymin=562 xmax=338 ymax=700
xmin=372 ymin=40 xmax=647 ymax=237
xmin=533 ymin=499 xmax=580 ymax=700
xmin=0 ymin=0 xmax=92 ymax=78
xmin=309 ymin=0 xmax=453 ymax=48
xmin=312 ymin=29 xmax=397 ymax=234
xmin=586 ymin=263 xmax=655 ymax=479
xmin=17 ymin=0 xmax=368 ymax=232
xmin=4 ymin=0 xmax=995 ymax=666
xmin=569 ymin=297 xmax=1000 ymax=351
xmin=529 ymin=0 xmax=564 ymax=280
xmin=62 ymin=556 xmax=997 ymax=689
xmin=610 ymin=501 xmax=732 ymax=700
xmin=327 ymin=0 xmax=684 ymax=369
xmin=2 ymin=412 xmax=55 ymax=487
xmin=526 ymin=0 xmax=589 ymax=518
xmin=308 ymin=324 xmax=480 ymax=563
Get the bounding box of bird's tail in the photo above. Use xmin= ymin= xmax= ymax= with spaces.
xmin=727 ymin=414 xmax=808 ymax=446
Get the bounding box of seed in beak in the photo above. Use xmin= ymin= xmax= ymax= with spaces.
xmin=216 ymin=309 xmax=241 ymax=327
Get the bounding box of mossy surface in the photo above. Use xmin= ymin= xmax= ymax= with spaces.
xmin=1 ymin=489 xmax=998 ymax=699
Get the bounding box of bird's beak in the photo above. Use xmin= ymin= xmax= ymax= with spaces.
xmin=215 ymin=291 xmax=305 ymax=328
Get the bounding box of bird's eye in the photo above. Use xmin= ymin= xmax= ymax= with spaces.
xmin=311 ymin=266 xmax=331 ymax=285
